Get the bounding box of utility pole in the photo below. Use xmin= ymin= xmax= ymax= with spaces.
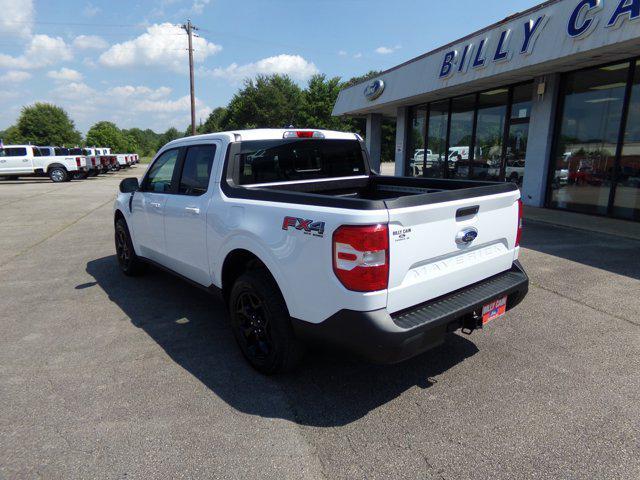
xmin=181 ymin=19 xmax=198 ymax=136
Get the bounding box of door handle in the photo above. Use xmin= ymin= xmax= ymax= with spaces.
xmin=185 ymin=206 xmax=200 ymax=215
xmin=149 ymin=202 xmax=162 ymax=209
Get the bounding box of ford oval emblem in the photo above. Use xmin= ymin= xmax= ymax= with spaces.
xmin=364 ymin=79 xmax=385 ymax=101
xmin=456 ymin=227 xmax=478 ymax=245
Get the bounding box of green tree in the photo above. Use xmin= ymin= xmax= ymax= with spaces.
xmin=223 ymin=75 xmax=303 ymax=130
xmin=86 ymin=121 xmax=129 ymax=152
xmin=300 ymin=74 xmax=349 ymax=131
xmin=157 ymin=127 xmax=182 ymax=149
xmin=200 ymin=107 xmax=228 ymax=134
xmin=16 ymin=103 xmax=82 ymax=146
xmin=0 ymin=125 xmax=23 ymax=144
xmin=122 ymin=127 xmax=161 ymax=156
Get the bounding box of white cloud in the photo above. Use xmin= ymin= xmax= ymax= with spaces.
xmin=353 ymin=53 xmax=363 ymax=59
xmin=83 ymin=2 xmax=101 ymax=17
xmin=338 ymin=50 xmax=347 ymax=56
xmin=107 ymin=85 xmax=172 ymax=100
xmin=209 ymin=54 xmax=319 ymax=83
xmin=99 ymin=23 xmax=222 ymax=72
xmin=47 ymin=68 xmax=83 ymax=82
xmin=0 ymin=35 xmax=73 ymax=69
xmin=0 ymin=70 xmax=32 ymax=83
xmin=73 ymin=35 xmax=109 ymax=50
xmin=375 ymin=45 xmax=401 ymax=55
xmin=45 ymin=80 xmax=209 ymax=133
xmin=0 ymin=0 xmax=34 ymax=38
xmin=375 ymin=46 xmax=394 ymax=55
xmin=192 ymin=0 xmax=211 ymax=14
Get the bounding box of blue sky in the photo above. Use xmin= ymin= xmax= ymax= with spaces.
xmin=0 ymin=0 xmax=542 ymax=133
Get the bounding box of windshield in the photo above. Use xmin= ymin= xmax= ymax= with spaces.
xmin=234 ymin=139 xmax=366 ymax=185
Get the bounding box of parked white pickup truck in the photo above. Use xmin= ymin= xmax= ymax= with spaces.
xmin=39 ymin=146 xmax=89 ymax=180
xmin=0 ymin=145 xmax=86 ymax=182
xmin=113 ymin=129 xmax=528 ymax=373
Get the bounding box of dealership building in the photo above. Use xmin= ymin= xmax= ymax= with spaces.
xmin=333 ymin=0 xmax=640 ymax=221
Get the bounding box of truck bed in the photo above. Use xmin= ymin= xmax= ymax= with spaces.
xmin=225 ymin=175 xmax=519 ymax=210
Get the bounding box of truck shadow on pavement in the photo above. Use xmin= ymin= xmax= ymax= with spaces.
xmin=86 ymin=255 xmax=479 ymax=427
xmin=520 ymin=221 xmax=640 ymax=280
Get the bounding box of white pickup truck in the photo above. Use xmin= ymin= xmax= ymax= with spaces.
xmin=0 ymin=145 xmax=87 ymax=182
xmin=113 ymin=129 xmax=528 ymax=374
xmin=39 ymin=146 xmax=89 ymax=179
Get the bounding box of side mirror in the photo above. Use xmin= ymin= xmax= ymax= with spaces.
xmin=119 ymin=177 xmax=139 ymax=193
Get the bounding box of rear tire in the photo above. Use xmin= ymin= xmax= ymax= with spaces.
xmin=115 ymin=218 xmax=145 ymax=276
xmin=229 ymin=269 xmax=304 ymax=374
xmin=49 ymin=167 xmax=68 ymax=183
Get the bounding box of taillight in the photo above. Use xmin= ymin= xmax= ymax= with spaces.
xmin=91 ymin=157 xmax=96 ymax=166
xmin=333 ymin=224 xmax=389 ymax=292
xmin=76 ymin=157 xmax=81 ymax=167
xmin=516 ymin=199 xmax=523 ymax=247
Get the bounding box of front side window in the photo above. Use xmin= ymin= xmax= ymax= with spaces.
xmin=235 ymin=139 xmax=366 ymax=185
xmin=179 ymin=145 xmax=216 ymax=195
xmin=143 ymin=149 xmax=180 ymax=193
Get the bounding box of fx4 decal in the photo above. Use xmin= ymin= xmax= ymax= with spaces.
xmin=282 ymin=216 xmax=325 ymax=238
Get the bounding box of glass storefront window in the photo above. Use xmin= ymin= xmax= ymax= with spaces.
xmin=425 ymin=101 xmax=449 ymax=178
xmin=449 ymin=95 xmax=476 ymax=179
xmin=473 ymin=89 xmax=508 ymax=181
xmin=407 ymin=106 xmax=427 ymax=176
xmin=614 ymin=61 xmax=640 ymax=220
xmin=550 ymin=62 xmax=629 ymax=215
xmin=511 ymin=83 xmax=533 ymax=120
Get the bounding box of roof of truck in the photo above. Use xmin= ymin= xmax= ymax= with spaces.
xmin=166 ymin=128 xmax=360 ymax=146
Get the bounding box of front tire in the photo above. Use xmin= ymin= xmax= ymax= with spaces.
xmin=49 ymin=167 xmax=68 ymax=183
xmin=115 ymin=218 xmax=145 ymax=276
xmin=229 ymin=270 xmax=304 ymax=374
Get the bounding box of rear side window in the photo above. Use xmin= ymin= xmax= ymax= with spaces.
xmin=143 ymin=149 xmax=180 ymax=193
xmin=179 ymin=145 xmax=216 ymax=196
xmin=55 ymin=147 xmax=69 ymax=155
xmin=235 ymin=139 xmax=366 ymax=185
xmin=0 ymin=147 xmax=27 ymax=157
xmin=69 ymin=148 xmax=83 ymax=155
xmin=33 ymin=147 xmax=43 ymax=156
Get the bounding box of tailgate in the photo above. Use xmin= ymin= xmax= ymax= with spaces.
xmin=386 ymin=189 xmax=520 ymax=314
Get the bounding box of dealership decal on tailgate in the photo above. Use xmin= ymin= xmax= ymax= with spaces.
xmin=482 ymin=296 xmax=507 ymax=325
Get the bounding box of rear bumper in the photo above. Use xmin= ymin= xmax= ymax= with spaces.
xmin=292 ymin=261 xmax=529 ymax=364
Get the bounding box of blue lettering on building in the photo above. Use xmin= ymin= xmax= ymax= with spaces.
xmin=522 ymin=16 xmax=547 ymax=54
xmin=607 ymin=0 xmax=640 ymax=28
xmin=494 ymin=30 xmax=511 ymax=61
xmin=458 ymin=44 xmax=472 ymax=72
xmin=568 ymin=0 xmax=601 ymax=37
xmin=473 ymin=39 xmax=487 ymax=68
xmin=439 ymin=51 xmax=456 ymax=78
xmin=437 ymin=0 xmax=640 ymax=80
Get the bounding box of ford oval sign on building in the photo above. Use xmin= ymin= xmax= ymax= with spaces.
xmin=364 ymin=79 xmax=385 ymax=101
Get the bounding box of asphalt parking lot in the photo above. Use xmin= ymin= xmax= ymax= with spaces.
xmin=1 ymin=171 xmax=639 ymax=479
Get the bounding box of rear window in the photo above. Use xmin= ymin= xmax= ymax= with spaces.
xmin=0 ymin=147 xmax=27 ymax=157
xmin=235 ymin=139 xmax=366 ymax=185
